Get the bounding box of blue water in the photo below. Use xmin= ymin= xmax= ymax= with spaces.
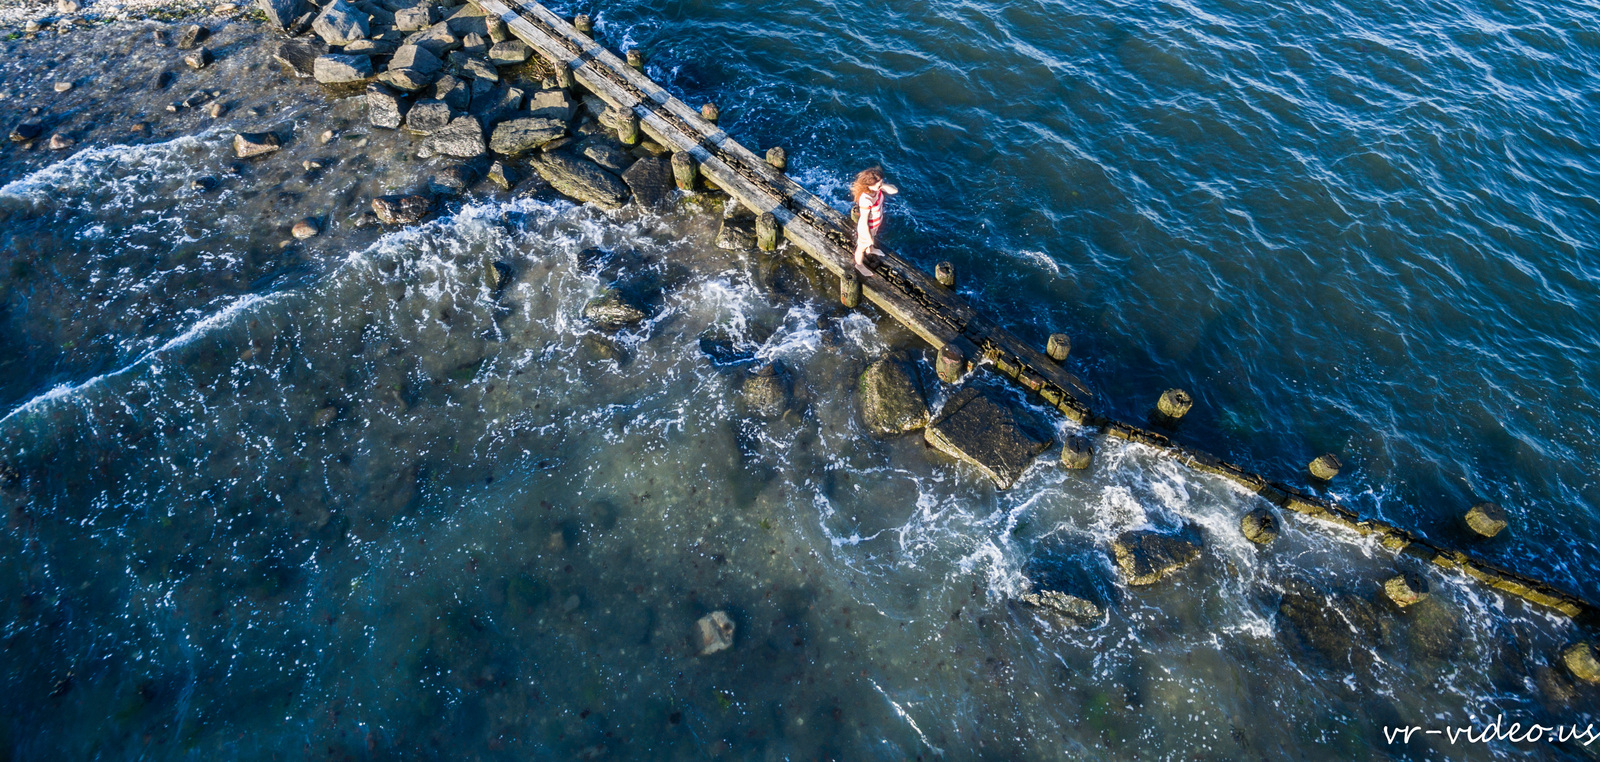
xmin=0 ymin=0 xmax=1597 ymax=758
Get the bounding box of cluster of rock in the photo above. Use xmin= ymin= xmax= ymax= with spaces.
xmin=254 ymin=0 xmax=677 ymax=221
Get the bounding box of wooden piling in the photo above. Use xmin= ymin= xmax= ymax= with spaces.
xmin=701 ymin=102 xmax=719 ymax=123
xmin=766 ymin=146 xmax=786 ymax=172
xmin=553 ymin=63 xmax=574 ymax=89
xmin=1157 ymin=389 xmax=1192 ymax=420
xmin=841 ymin=270 xmax=861 ymax=308
xmin=625 ymin=49 xmax=643 ymax=70
xmin=1047 ymin=333 xmax=1070 ymax=362
xmin=671 ymin=151 xmax=696 ymax=191
xmin=756 ymin=212 xmax=778 ymax=251
xmin=935 ymin=261 xmax=955 ymax=288
xmin=937 ymin=345 xmax=965 ymax=384
xmin=572 ymin=13 xmax=592 ymax=34
xmin=1308 ymin=453 xmax=1341 ymax=480
xmin=617 ymin=111 xmax=639 ymax=145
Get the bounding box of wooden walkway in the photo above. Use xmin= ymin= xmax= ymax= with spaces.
xmin=476 ymin=0 xmax=1596 ymax=623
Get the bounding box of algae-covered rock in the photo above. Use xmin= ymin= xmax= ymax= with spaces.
xmin=1277 ymin=578 xmax=1383 ymax=667
xmin=1018 ymin=590 xmax=1103 ymax=626
xmin=1111 ymin=529 xmax=1201 ymax=586
xmin=742 ymin=361 xmax=792 ymax=418
xmin=528 ymin=150 xmax=630 ymax=210
xmin=857 ymin=352 xmax=929 ymax=437
xmin=924 ymin=385 xmax=1051 ymax=489
xmin=582 ymin=288 xmax=648 ymax=329
xmin=1564 ymin=641 xmax=1600 ymax=684
xmin=371 ymin=194 xmax=432 ymax=225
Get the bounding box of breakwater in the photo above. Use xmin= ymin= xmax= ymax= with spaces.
xmin=474 ymin=0 xmax=1596 ymax=626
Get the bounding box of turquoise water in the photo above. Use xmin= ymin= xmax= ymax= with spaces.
xmin=0 ymin=0 xmax=1597 ymax=758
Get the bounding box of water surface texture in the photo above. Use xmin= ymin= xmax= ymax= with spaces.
xmin=1 ymin=0 xmax=1598 ymax=758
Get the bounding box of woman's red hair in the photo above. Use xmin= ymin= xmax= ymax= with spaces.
xmin=851 ymin=167 xmax=884 ymax=202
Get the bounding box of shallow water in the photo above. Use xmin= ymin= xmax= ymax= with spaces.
xmin=0 ymin=1 xmax=1597 ymax=759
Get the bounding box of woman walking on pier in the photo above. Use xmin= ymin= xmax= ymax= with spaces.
xmin=851 ymin=167 xmax=898 ymax=276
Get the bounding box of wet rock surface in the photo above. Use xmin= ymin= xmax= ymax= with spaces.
xmin=529 ymin=149 xmax=631 ymax=210
xmin=621 ymin=156 xmax=673 ymax=208
xmin=1111 ymin=528 xmax=1202 ymax=586
xmin=856 ymin=351 xmax=929 ymax=437
xmin=1018 ymin=590 xmax=1103 ymax=626
xmin=582 ymin=288 xmax=649 ymax=329
xmin=924 ymin=385 xmax=1052 ymax=489
xmin=488 ymin=116 xmax=566 ymax=155
xmin=371 ymin=194 xmax=432 ymax=225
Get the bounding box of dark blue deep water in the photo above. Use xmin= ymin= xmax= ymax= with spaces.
xmin=0 ymin=0 xmax=1597 ymax=757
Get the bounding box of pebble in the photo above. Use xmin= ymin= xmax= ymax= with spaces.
xmin=318 ymin=129 xmax=335 ymax=144
xmin=215 ymin=2 xmax=238 ymax=12
xmin=53 ymin=82 xmax=73 ymax=93
xmin=206 ymin=102 xmax=225 ymax=118
xmin=24 ymin=20 xmax=41 ymax=33
xmin=303 ymin=160 xmax=323 ymax=171
xmin=291 ymin=218 xmax=320 ymax=239
xmin=57 ymin=0 xmax=81 ymax=12
xmin=48 ymin=134 xmax=74 ymax=151
xmin=184 ymin=48 xmax=212 ymax=70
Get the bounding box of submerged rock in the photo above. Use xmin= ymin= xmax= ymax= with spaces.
xmin=1277 ymin=579 xmax=1383 ymax=667
xmin=528 ymin=150 xmax=630 ymax=210
xmin=486 ymin=160 xmax=516 ymax=190
xmin=1240 ymin=507 xmax=1279 ymax=545
xmin=582 ymin=288 xmax=649 ymax=329
xmin=9 ymin=118 xmax=43 ymax=142
xmin=742 ymin=361 xmax=792 ymax=418
xmin=695 ymin=611 xmax=735 ymax=655
xmin=857 ymin=352 xmax=929 ymax=437
xmin=1018 ymin=590 xmax=1103 ymax=625
xmin=924 ymin=386 xmax=1052 ymax=489
xmin=313 ymin=0 xmax=370 ymax=45
xmin=291 ymin=218 xmax=320 ymax=239
xmin=420 ymin=116 xmax=485 ymax=158
xmin=488 ymin=116 xmax=565 ymax=155
xmin=428 ymin=164 xmax=476 ymax=196
xmin=177 ymin=23 xmax=208 ymax=50
xmin=183 ymin=47 xmax=212 ymax=70
xmin=313 ymin=54 xmax=374 ymax=84
xmin=621 ymin=156 xmax=673 ymax=209
xmin=1564 ymin=642 xmax=1600 ymax=684
xmin=274 ymin=39 xmax=328 ymax=79
xmin=233 ymin=132 xmax=281 ymax=158
xmin=1110 ymin=528 xmax=1202 ymax=586
xmin=371 ymin=194 xmax=432 ymax=225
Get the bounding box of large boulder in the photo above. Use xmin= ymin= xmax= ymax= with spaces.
xmin=371 ymin=194 xmax=432 ymax=225
xmin=272 ymin=38 xmax=327 ymax=78
xmin=421 ymin=116 xmax=486 ymax=158
xmin=488 ymin=40 xmax=530 ymax=65
xmin=742 ymin=362 xmax=792 ymax=418
xmin=488 ymin=116 xmax=565 ymax=155
xmin=621 ymin=156 xmax=673 ymax=209
xmin=1110 ymin=529 xmax=1202 ymax=586
xmin=1276 ymin=578 xmax=1383 ymax=668
xmin=403 ymin=99 xmax=452 ymax=133
xmin=432 ymin=74 xmax=470 ymax=111
xmin=312 ymin=0 xmax=370 ymax=45
xmin=582 ymin=288 xmax=648 ymax=329
xmin=313 ymin=53 xmax=374 ymax=84
xmin=923 ymin=386 xmax=1052 ymax=489
xmin=526 ymin=88 xmax=574 ymax=122
xmin=857 ymin=352 xmax=930 ymax=437
xmin=366 ymin=82 xmax=408 ymax=129
xmin=528 ymin=151 xmax=631 ymax=210
xmin=379 ymin=67 xmax=436 ymax=93
xmin=389 ymin=43 xmax=442 ymax=75
xmin=258 ymin=0 xmax=305 ymax=29
xmin=392 ymin=3 xmax=434 ymax=31
xmin=472 ymin=84 xmax=524 ymax=128
xmin=1018 ymin=590 xmax=1103 ymax=626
